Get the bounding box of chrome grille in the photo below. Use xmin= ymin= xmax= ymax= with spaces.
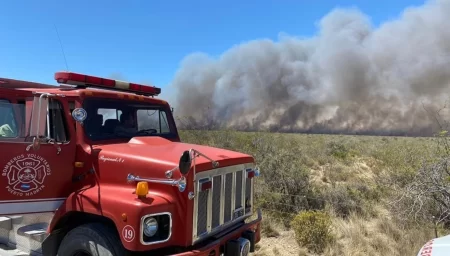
xmin=211 ymin=175 xmax=222 ymax=229
xmin=192 ymin=164 xmax=254 ymax=244
xmin=235 ymin=170 xmax=243 ymax=209
xmin=224 ymin=173 xmax=233 ymax=223
xmin=196 ymin=189 xmax=208 ymax=236
xmin=245 ymin=177 xmax=252 ymax=214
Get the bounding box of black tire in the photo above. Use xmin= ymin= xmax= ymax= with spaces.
xmin=56 ymin=223 xmax=127 ymax=256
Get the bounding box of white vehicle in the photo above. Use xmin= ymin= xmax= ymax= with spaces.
xmin=416 ymin=236 xmax=450 ymax=256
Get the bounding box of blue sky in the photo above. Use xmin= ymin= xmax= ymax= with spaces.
xmin=0 ymin=0 xmax=425 ymax=100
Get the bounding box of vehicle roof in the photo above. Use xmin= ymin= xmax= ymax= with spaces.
xmin=0 ymin=77 xmax=169 ymax=105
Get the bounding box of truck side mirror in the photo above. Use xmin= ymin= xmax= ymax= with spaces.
xmin=179 ymin=150 xmax=192 ymax=175
xmin=29 ymin=95 xmax=49 ymax=150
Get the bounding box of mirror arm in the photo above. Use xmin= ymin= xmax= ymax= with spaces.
xmin=167 ymin=165 xmax=179 ymax=173
xmin=27 ymin=92 xmax=65 ymax=152
xmin=34 ymin=92 xmax=64 ymax=136
xmin=36 ymin=93 xmax=49 ymax=137
xmin=189 ymin=149 xmax=219 ymax=168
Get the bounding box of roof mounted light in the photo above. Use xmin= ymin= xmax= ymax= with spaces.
xmin=54 ymin=71 xmax=161 ymax=96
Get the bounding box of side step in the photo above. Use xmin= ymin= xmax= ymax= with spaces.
xmin=0 ymin=244 xmax=29 ymax=256
xmin=0 ymin=217 xmax=12 ymax=231
xmin=0 ymin=214 xmax=52 ymax=256
xmin=17 ymin=223 xmax=48 ymax=243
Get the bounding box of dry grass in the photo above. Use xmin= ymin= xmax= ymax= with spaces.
xmin=179 ymin=130 xmax=443 ymax=255
xmin=324 ymin=210 xmax=433 ymax=256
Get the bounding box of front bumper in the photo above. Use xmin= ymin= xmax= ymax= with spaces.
xmin=170 ymin=209 xmax=262 ymax=256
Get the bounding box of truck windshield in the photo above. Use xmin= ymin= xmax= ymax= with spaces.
xmin=83 ymin=98 xmax=176 ymax=141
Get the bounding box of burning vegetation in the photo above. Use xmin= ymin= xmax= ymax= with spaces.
xmin=171 ymin=0 xmax=450 ymax=137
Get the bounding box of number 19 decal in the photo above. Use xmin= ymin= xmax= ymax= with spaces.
xmin=122 ymin=225 xmax=135 ymax=242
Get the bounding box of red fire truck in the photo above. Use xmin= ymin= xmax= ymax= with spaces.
xmin=0 ymin=72 xmax=262 ymax=256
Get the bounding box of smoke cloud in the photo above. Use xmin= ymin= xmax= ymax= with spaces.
xmin=170 ymin=0 xmax=450 ymax=136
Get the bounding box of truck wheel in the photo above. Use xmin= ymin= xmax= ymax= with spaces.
xmin=56 ymin=223 xmax=127 ymax=256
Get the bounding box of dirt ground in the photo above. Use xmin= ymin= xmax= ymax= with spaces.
xmin=254 ymin=230 xmax=301 ymax=256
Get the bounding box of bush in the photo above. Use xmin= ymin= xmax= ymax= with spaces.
xmin=323 ymin=181 xmax=384 ymax=219
xmin=254 ymin=141 xmax=326 ymax=225
xmin=327 ymin=141 xmax=351 ymax=160
xmin=325 ymin=185 xmax=364 ymax=218
xmin=291 ymin=210 xmax=335 ymax=254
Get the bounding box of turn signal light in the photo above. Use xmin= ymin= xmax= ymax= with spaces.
xmin=136 ymin=182 xmax=149 ymax=198
xmin=74 ymin=162 xmax=84 ymax=168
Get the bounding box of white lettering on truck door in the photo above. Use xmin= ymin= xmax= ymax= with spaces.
xmin=2 ymin=154 xmax=51 ymax=197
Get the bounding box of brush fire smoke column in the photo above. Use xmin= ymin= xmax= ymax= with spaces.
xmin=171 ymin=0 xmax=450 ymax=136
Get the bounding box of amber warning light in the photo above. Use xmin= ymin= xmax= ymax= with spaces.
xmin=54 ymin=71 xmax=161 ymax=96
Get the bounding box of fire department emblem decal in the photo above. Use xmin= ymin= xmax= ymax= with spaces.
xmin=2 ymin=154 xmax=51 ymax=197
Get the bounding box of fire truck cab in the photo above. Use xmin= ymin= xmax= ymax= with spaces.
xmin=0 ymin=72 xmax=262 ymax=256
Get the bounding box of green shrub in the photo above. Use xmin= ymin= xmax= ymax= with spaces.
xmin=291 ymin=210 xmax=335 ymax=254
xmin=326 ymin=140 xmax=358 ymax=162
xmin=324 ymin=183 xmax=382 ymax=218
xmin=325 ymin=185 xmax=363 ymax=218
xmin=327 ymin=141 xmax=349 ymax=159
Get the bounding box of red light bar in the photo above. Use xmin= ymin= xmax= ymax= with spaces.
xmin=54 ymin=71 xmax=161 ymax=96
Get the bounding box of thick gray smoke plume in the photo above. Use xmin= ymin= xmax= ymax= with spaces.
xmin=170 ymin=0 xmax=450 ymax=136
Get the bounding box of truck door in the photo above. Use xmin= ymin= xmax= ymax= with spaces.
xmin=0 ymin=91 xmax=76 ymax=215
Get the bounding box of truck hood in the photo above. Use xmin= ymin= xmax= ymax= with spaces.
xmin=92 ymin=137 xmax=254 ymax=178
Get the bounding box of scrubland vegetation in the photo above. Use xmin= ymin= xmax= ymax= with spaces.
xmin=180 ymin=130 xmax=450 ymax=255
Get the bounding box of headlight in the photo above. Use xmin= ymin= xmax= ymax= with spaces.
xmin=143 ymin=217 xmax=158 ymax=237
xmin=140 ymin=213 xmax=172 ymax=245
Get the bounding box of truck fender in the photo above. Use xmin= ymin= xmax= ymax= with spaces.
xmin=43 ymin=185 xmax=158 ymax=254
